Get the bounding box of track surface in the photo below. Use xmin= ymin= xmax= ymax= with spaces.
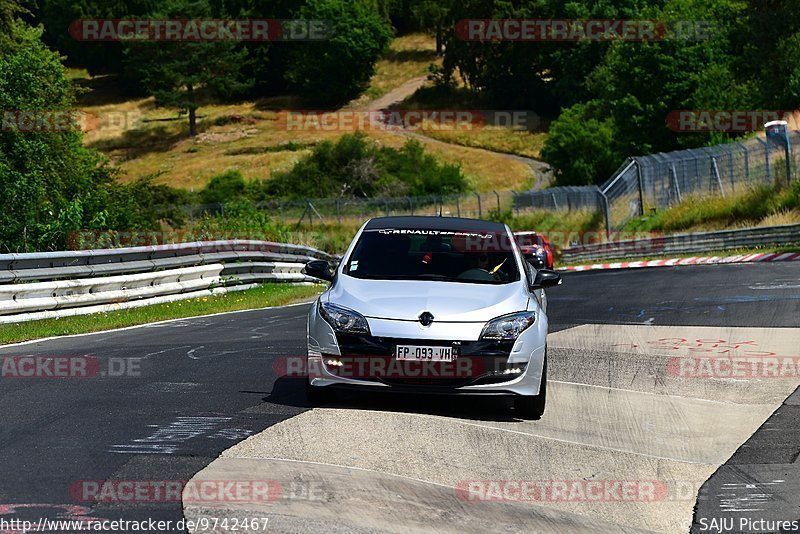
xmin=0 ymin=263 xmax=798 ymax=533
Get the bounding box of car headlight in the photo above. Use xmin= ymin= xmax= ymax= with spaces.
xmin=319 ymin=302 xmax=370 ymax=334
xmin=480 ymin=311 xmax=536 ymax=341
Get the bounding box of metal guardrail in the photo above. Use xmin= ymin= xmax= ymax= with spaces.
xmin=561 ymin=223 xmax=800 ymax=263
xmin=0 ymin=240 xmax=332 ymax=323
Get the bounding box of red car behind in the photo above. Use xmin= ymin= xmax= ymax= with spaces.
xmin=514 ymin=231 xmax=554 ymax=269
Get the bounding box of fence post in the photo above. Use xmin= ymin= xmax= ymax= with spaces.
xmin=740 ymin=143 xmax=749 ymax=180
xmin=455 ymin=196 xmax=461 ymax=217
xmin=711 ymin=156 xmax=725 ymax=197
xmin=335 ymin=199 xmax=341 ymax=225
xmin=760 ymin=137 xmax=771 ymax=183
xmin=511 ymin=191 xmax=519 ymax=216
xmin=727 ymin=150 xmax=735 ymax=193
xmin=670 ymin=164 xmax=682 ymax=204
xmin=493 ymin=190 xmax=500 ymax=214
xmin=407 ymin=197 xmax=414 ymax=216
xmin=635 ymin=159 xmax=644 ymax=216
xmin=473 ymin=192 xmax=481 ymax=218
xmin=598 ymin=188 xmax=611 ymax=240
xmin=551 ymin=193 xmax=558 ymax=210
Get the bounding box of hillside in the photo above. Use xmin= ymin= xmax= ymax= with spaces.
xmin=75 ymin=35 xmax=550 ymax=193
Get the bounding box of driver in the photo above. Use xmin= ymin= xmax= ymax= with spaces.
xmin=458 ymin=253 xmax=496 ymax=281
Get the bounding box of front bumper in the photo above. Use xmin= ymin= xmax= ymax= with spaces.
xmin=307 ymin=307 xmax=547 ymax=396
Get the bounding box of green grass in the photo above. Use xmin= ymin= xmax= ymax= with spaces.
xmin=625 ymin=181 xmax=800 ymax=233
xmin=0 ymin=283 xmax=322 ymax=345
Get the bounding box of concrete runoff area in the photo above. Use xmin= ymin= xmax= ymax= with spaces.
xmin=184 ymin=325 xmax=800 ymax=533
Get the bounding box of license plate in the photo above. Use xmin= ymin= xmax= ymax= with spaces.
xmin=395 ymin=345 xmax=457 ymax=362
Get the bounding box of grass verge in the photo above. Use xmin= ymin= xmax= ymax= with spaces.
xmin=624 ymin=182 xmax=800 ymax=233
xmin=0 ymin=283 xmax=322 ymax=345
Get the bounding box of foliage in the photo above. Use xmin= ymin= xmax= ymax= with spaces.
xmin=284 ymin=0 xmax=393 ymax=105
xmin=199 ymin=169 xmax=247 ymax=204
xmin=0 ymin=22 xmax=113 ymax=251
xmin=539 ymin=102 xmax=621 ymax=186
xmin=256 ymin=133 xmax=468 ymax=199
xmin=123 ymin=0 xmax=252 ymax=137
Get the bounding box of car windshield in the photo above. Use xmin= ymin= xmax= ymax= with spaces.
xmin=344 ymin=229 xmax=520 ymax=284
xmin=515 ymin=233 xmax=545 ymax=247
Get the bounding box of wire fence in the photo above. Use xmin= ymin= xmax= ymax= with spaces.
xmin=514 ymin=130 xmax=800 ymax=232
xmin=182 ymin=191 xmax=517 ymax=227
xmin=175 ymin=131 xmax=798 ymax=234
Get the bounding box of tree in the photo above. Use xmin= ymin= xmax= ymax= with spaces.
xmin=411 ymin=0 xmax=454 ymax=56
xmin=540 ymin=102 xmax=622 ymax=185
xmin=0 ymin=22 xmax=116 ymax=251
xmin=38 ymin=0 xmax=157 ymax=77
xmin=123 ymin=0 xmax=252 ymax=137
xmin=285 ymin=0 xmax=392 ymax=106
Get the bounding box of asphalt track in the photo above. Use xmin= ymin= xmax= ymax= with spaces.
xmin=0 ymin=262 xmax=798 ymax=533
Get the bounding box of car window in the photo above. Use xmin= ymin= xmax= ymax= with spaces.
xmin=344 ymin=229 xmax=520 ymax=284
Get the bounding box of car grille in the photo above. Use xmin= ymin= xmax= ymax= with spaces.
xmin=324 ymin=334 xmax=524 ymax=388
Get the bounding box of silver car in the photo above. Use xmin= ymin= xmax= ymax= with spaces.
xmin=302 ymin=216 xmax=561 ymax=418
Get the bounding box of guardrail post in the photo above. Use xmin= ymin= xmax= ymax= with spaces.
xmin=473 ymin=192 xmax=481 ymax=218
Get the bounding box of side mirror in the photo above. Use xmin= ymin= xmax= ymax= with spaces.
xmin=530 ymin=269 xmax=561 ymax=290
xmin=303 ymin=260 xmax=334 ymax=282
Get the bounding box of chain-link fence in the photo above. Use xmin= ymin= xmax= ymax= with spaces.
xmin=514 ymin=130 xmax=800 ymax=233
xmin=176 ymin=132 xmax=797 ymax=233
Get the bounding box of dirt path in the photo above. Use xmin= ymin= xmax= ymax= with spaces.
xmin=362 ymin=76 xmax=552 ymax=190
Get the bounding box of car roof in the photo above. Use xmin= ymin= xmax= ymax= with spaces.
xmin=363 ymin=216 xmax=507 ymax=232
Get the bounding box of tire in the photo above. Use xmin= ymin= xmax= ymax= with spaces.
xmin=305 ymin=380 xmax=335 ymax=404
xmin=514 ymin=354 xmax=547 ymax=420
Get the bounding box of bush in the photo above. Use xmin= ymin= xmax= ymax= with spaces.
xmin=200 ymin=170 xmax=247 ymax=204
xmin=539 ymin=102 xmax=622 ymax=186
xmin=284 ymin=0 xmax=393 ymax=105
xmin=256 ymin=133 xmax=468 ymax=199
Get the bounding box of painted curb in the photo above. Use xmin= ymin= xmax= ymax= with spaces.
xmin=559 ymin=252 xmax=800 ymax=272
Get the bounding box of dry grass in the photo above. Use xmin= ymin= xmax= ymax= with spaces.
xmin=79 ymin=99 xmax=534 ymax=191
xmin=758 ymin=209 xmax=800 ymax=227
xmin=75 ymin=33 xmax=534 ymax=191
xmin=349 ymin=33 xmax=440 ymax=107
xmin=421 ymin=127 xmax=548 ymax=159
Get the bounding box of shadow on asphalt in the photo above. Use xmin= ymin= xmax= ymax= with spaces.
xmin=264 ymin=376 xmax=526 ymax=423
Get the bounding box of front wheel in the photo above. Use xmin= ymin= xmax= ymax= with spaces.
xmin=305 ymin=380 xmax=335 ymax=405
xmin=514 ymin=355 xmax=547 ymax=419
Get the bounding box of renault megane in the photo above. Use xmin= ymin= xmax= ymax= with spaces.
xmin=302 ymin=216 xmax=561 ymax=418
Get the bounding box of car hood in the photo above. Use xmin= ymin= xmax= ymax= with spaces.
xmin=327 ymin=275 xmax=529 ymax=322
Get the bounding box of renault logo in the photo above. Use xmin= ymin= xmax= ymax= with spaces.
xmin=418 ymin=312 xmax=434 ymax=326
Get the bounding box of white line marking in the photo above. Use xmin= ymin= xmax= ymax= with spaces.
xmin=0 ymin=300 xmax=317 ymax=350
